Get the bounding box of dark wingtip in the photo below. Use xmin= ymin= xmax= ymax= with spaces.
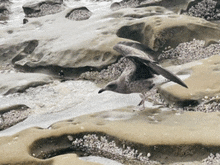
xmin=98 ymin=88 xmax=105 ymax=94
xmin=173 ymin=79 xmax=188 ymax=89
xmin=181 ymin=82 xmax=188 ymax=89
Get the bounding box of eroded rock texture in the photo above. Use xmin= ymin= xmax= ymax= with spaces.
xmin=2 ymin=108 xmax=220 ymax=164
xmin=2 ymin=6 xmax=220 ymax=78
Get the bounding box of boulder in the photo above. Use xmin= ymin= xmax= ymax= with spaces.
xmin=65 ymin=7 xmax=92 ymax=21
xmin=0 ymin=73 xmax=53 ymax=95
xmin=22 ymin=0 xmax=64 ymax=17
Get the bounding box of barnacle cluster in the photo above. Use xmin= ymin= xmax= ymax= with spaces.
xmin=191 ymin=95 xmax=220 ymax=113
xmin=66 ymin=8 xmax=92 ymax=21
xmin=119 ymin=0 xmax=140 ymax=8
xmin=26 ymin=3 xmax=63 ymax=17
xmin=159 ymin=39 xmax=220 ymax=65
xmin=79 ymin=57 xmax=129 ymax=84
xmin=69 ymin=134 xmax=156 ymax=164
xmin=186 ymin=0 xmax=220 ymax=20
xmin=202 ymin=153 xmax=220 ymax=164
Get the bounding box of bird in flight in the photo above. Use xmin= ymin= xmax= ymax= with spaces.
xmin=98 ymin=41 xmax=188 ymax=108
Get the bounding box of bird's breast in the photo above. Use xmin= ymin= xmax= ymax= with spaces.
xmin=129 ymin=79 xmax=154 ymax=93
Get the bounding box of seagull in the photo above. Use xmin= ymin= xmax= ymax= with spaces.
xmin=98 ymin=41 xmax=188 ymax=108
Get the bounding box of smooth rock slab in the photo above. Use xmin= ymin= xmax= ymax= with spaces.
xmin=0 ymin=40 xmax=39 ymax=67
xmin=3 ymin=7 xmax=173 ymax=75
xmin=0 ymin=73 xmax=53 ymax=95
xmin=1 ymin=108 xmax=220 ymax=164
xmin=159 ymin=55 xmax=220 ymax=106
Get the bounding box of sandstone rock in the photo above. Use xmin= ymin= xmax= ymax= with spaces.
xmin=158 ymin=55 xmax=220 ymax=106
xmin=0 ymin=73 xmax=53 ymax=95
xmin=3 ymin=7 xmax=173 ymax=76
xmin=117 ymin=14 xmax=220 ymax=51
xmin=0 ymin=104 xmax=30 ymax=130
xmin=1 ymin=108 xmax=220 ymax=164
xmin=2 ymin=6 xmax=220 ymax=77
xmin=22 ymin=0 xmax=64 ymax=17
xmin=66 ymin=7 xmax=92 ymax=21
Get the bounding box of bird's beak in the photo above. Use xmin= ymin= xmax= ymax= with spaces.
xmin=98 ymin=88 xmax=105 ymax=94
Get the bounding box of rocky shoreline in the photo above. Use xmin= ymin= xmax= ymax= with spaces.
xmin=1 ymin=0 xmax=220 ymax=164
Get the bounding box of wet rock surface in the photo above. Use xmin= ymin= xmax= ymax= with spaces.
xmin=1 ymin=0 xmax=220 ymax=164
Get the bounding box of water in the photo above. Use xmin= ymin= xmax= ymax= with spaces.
xmin=1 ymin=0 xmax=119 ymax=28
xmin=0 ymin=80 xmax=142 ymax=136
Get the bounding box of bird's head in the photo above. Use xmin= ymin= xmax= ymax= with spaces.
xmin=98 ymin=81 xmax=118 ymax=94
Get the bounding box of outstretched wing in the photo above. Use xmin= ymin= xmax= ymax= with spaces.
xmin=126 ymin=55 xmax=188 ymax=88
xmin=114 ymin=41 xmax=158 ymax=58
xmin=113 ymin=42 xmax=155 ymax=63
xmin=114 ymin=42 xmax=188 ymax=88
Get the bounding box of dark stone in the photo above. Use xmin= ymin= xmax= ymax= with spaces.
xmin=22 ymin=0 xmax=64 ymax=17
xmin=23 ymin=18 xmax=28 ymax=24
xmin=65 ymin=7 xmax=92 ymax=21
xmin=0 ymin=0 xmax=10 ymax=21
